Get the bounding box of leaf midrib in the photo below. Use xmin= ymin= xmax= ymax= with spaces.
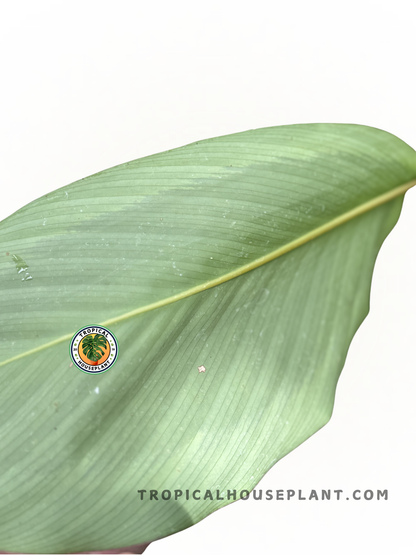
xmin=1 ymin=178 xmax=415 ymax=369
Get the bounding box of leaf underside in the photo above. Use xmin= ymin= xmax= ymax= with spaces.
xmin=0 ymin=124 xmax=415 ymax=553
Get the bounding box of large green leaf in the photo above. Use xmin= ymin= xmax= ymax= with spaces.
xmin=0 ymin=124 xmax=415 ymax=553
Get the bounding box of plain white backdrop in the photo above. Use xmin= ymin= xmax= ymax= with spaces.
xmin=1 ymin=1 xmax=415 ymax=554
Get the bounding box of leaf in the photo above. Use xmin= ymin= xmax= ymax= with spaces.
xmin=81 ymin=334 xmax=108 ymax=362
xmin=0 ymin=124 xmax=415 ymax=553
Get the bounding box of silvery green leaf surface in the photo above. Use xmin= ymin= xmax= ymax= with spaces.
xmin=0 ymin=124 xmax=415 ymax=553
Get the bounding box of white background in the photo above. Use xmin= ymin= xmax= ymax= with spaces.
xmin=1 ymin=1 xmax=415 ymax=554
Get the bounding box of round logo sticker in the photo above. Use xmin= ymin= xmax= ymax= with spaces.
xmin=70 ymin=325 xmax=118 ymax=374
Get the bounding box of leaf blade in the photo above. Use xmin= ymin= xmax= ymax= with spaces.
xmin=0 ymin=124 xmax=415 ymax=552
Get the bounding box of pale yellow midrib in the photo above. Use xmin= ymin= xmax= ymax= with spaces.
xmin=1 ymin=178 xmax=415 ymax=369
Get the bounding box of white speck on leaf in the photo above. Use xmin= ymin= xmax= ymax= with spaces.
xmin=198 ymin=365 xmax=206 ymax=373
xmin=95 ymin=387 xmax=99 ymax=394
